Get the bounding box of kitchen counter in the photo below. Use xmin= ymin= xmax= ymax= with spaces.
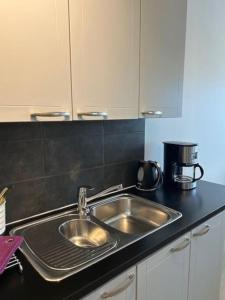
xmin=1 ymin=180 xmax=225 ymax=300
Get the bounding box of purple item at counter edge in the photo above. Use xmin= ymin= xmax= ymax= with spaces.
xmin=0 ymin=236 xmax=23 ymax=274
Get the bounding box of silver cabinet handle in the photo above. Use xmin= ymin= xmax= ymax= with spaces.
xmin=142 ymin=111 xmax=163 ymax=117
xmin=193 ymin=225 xmax=210 ymax=237
xmin=31 ymin=112 xmax=70 ymax=121
xmin=170 ymin=238 xmax=191 ymax=253
xmin=77 ymin=112 xmax=108 ymax=120
xmin=100 ymin=274 xmax=135 ymax=299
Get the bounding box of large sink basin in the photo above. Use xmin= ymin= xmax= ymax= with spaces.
xmin=91 ymin=194 xmax=181 ymax=235
xmin=59 ymin=219 xmax=111 ymax=248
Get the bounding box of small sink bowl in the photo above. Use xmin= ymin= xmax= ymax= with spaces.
xmin=59 ymin=219 xmax=111 ymax=248
xmin=91 ymin=195 xmax=180 ymax=235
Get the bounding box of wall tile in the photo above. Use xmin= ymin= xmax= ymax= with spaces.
xmin=0 ymin=140 xmax=44 ymax=184
xmin=104 ymin=161 xmax=139 ymax=188
xmin=104 ymin=132 xmax=144 ymax=164
xmin=70 ymin=167 xmax=105 ymax=198
xmin=44 ymin=134 xmax=103 ymax=175
xmin=6 ymin=179 xmax=47 ymax=222
xmin=104 ymin=119 xmax=145 ymax=135
xmin=0 ymin=123 xmax=43 ymax=141
xmin=43 ymin=121 xmax=103 ymax=138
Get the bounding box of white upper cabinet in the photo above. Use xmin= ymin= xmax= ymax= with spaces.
xmin=140 ymin=0 xmax=187 ymax=118
xmin=0 ymin=0 xmax=72 ymax=122
xmin=137 ymin=234 xmax=191 ymax=300
xmin=188 ymin=213 xmax=224 ymax=300
xmin=69 ymin=0 xmax=140 ymax=120
xmin=0 ymin=0 xmax=187 ymax=122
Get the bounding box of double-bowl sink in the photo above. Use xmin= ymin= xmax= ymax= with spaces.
xmin=11 ymin=193 xmax=182 ymax=282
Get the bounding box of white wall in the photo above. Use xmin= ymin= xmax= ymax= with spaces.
xmin=145 ymin=0 xmax=225 ymax=185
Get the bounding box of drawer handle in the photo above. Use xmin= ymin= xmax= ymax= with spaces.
xmin=193 ymin=225 xmax=210 ymax=237
xmin=31 ymin=112 xmax=70 ymax=121
xmin=142 ymin=111 xmax=163 ymax=117
xmin=77 ymin=112 xmax=108 ymax=120
xmin=100 ymin=274 xmax=135 ymax=299
xmin=170 ymin=238 xmax=191 ymax=253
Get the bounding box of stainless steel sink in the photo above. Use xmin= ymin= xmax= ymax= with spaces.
xmin=59 ymin=219 xmax=111 ymax=248
xmin=10 ymin=193 xmax=182 ymax=282
xmin=91 ymin=194 xmax=181 ymax=235
xmin=10 ymin=214 xmax=117 ymax=281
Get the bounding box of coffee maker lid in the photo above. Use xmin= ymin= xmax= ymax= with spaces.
xmin=163 ymin=141 xmax=198 ymax=147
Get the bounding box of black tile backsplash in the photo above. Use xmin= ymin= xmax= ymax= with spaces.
xmin=104 ymin=161 xmax=139 ymax=188
xmin=0 ymin=122 xmax=43 ymax=141
xmin=103 ymin=119 xmax=145 ymax=135
xmin=1 ymin=119 xmax=145 ymax=223
xmin=44 ymin=134 xmax=103 ymax=175
xmin=0 ymin=140 xmax=44 ymax=184
xmin=43 ymin=121 xmax=103 ymax=138
xmin=104 ymin=133 xmax=144 ymax=164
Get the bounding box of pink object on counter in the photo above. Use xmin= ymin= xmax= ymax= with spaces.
xmin=0 ymin=236 xmax=23 ymax=274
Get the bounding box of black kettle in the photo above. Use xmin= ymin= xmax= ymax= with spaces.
xmin=136 ymin=160 xmax=163 ymax=191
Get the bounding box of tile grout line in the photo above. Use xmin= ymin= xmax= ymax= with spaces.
xmin=102 ymin=121 xmax=105 ymax=166
xmin=40 ymin=123 xmax=47 ymax=177
xmin=102 ymin=121 xmax=106 ymax=188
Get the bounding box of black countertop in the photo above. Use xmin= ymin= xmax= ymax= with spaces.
xmin=1 ymin=180 xmax=225 ymax=300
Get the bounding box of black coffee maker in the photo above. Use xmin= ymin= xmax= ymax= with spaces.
xmin=136 ymin=160 xmax=163 ymax=191
xmin=163 ymin=141 xmax=204 ymax=190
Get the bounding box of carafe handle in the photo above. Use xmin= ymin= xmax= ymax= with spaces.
xmin=193 ymin=164 xmax=204 ymax=181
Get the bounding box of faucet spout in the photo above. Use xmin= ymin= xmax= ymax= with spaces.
xmin=77 ymin=184 xmax=123 ymax=215
xmin=86 ymin=184 xmax=123 ymax=203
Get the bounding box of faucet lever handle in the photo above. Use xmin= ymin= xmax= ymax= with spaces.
xmin=77 ymin=186 xmax=94 ymax=200
xmin=78 ymin=185 xmax=94 ymax=192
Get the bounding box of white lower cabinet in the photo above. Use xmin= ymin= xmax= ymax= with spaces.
xmin=82 ymin=267 xmax=136 ymax=300
xmin=188 ymin=213 xmax=224 ymax=300
xmin=136 ymin=212 xmax=225 ymax=300
xmin=83 ymin=212 xmax=225 ymax=300
xmin=137 ymin=234 xmax=191 ymax=300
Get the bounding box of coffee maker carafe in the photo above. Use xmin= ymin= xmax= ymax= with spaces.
xmin=163 ymin=141 xmax=204 ymax=190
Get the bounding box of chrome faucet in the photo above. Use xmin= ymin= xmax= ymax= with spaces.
xmin=77 ymin=184 xmax=123 ymax=215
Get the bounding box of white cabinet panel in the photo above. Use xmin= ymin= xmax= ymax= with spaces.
xmin=189 ymin=213 xmax=224 ymax=300
xmin=82 ymin=267 xmax=136 ymax=300
xmin=140 ymin=0 xmax=187 ymax=118
xmin=0 ymin=0 xmax=71 ymax=121
xmin=83 ymin=212 xmax=225 ymax=300
xmin=70 ymin=0 xmax=140 ymax=120
xmin=137 ymin=234 xmax=190 ymax=300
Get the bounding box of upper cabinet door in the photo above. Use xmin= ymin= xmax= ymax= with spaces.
xmin=140 ymin=0 xmax=187 ymax=118
xmin=70 ymin=0 xmax=140 ymax=120
xmin=0 ymin=0 xmax=72 ymax=122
